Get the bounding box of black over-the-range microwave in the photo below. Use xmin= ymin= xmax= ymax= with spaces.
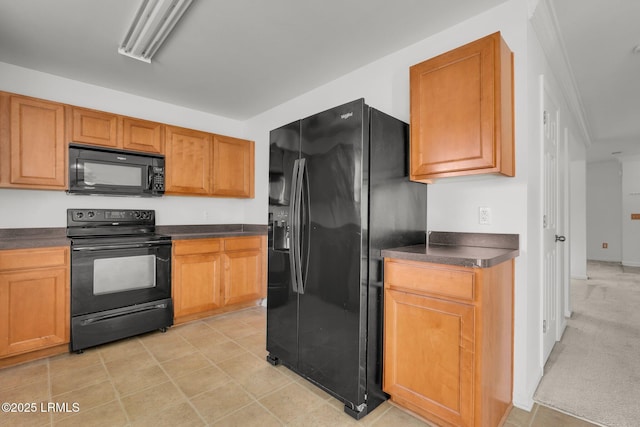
xmin=68 ymin=143 xmax=165 ymax=197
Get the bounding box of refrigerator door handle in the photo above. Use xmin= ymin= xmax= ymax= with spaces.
xmin=289 ymin=159 xmax=300 ymax=294
xmin=299 ymin=158 xmax=311 ymax=294
xmin=293 ymin=158 xmax=305 ymax=294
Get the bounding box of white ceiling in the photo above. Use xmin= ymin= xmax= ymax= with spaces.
xmin=0 ymin=0 xmax=637 ymax=162
xmin=551 ymin=0 xmax=640 ymax=162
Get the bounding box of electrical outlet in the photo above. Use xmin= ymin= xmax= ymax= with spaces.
xmin=479 ymin=207 xmax=491 ymax=225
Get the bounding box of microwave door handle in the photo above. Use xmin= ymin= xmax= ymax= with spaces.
xmin=147 ymin=166 xmax=154 ymax=190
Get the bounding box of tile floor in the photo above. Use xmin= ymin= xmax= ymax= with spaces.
xmin=0 ymin=307 xmax=597 ymax=426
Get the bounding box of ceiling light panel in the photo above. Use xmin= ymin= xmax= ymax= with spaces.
xmin=118 ymin=0 xmax=193 ymax=63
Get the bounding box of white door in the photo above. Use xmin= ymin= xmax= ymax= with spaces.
xmin=542 ymin=76 xmax=561 ymax=364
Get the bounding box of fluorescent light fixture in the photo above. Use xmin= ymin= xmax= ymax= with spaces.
xmin=118 ymin=0 xmax=193 ymax=63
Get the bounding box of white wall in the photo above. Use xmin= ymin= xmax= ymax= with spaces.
xmin=0 ymin=62 xmax=265 ymax=227
xmin=586 ymin=160 xmax=622 ymax=262
xmin=621 ymin=157 xmax=640 ymax=267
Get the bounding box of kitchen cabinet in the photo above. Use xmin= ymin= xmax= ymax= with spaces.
xmin=0 ymin=92 xmax=66 ymax=189
xmin=383 ymin=257 xmax=513 ymax=427
xmin=409 ymin=32 xmax=514 ymax=182
xmin=165 ymin=125 xmax=213 ymax=195
xmin=165 ymin=126 xmax=255 ymax=198
xmin=222 ymin=236 xmax=264 ymax=305
xmin=70 ymin=106 xmax=119 ymax=148
xmin=0 ymin=247 xmax=70 ymax=364
xmin=212 ymin=134 xmax=254 ymax=198
xmin=172 ymin=235 xmax=266 ymax=323
xmin=70 ymin=107 xmax=164 ymax=154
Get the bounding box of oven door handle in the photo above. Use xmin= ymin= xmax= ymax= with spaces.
xmin=72 ymin=241 xmax=171 ymax=251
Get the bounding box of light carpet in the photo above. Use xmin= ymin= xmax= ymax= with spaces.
xmin=534 ymin=261 xmax=640 ymax=427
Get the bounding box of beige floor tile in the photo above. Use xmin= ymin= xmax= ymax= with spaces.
xmin=505 ymin=404 xmax=536 ymax=426
xmin=288 ymin=402 xmax=359 ymax=427
xmin=199 ymin=339 xmax=249 ymax=363
xmin=49 ymin=350 xmax=101 ymax=377
xmin=53 ymin=400 xmax=128 ymax=427
xmin=359 ymin=400 xmax=393 ymax=426
xmin=190 ymin=382 xmax=254 ymax=424
xmin=216 ymin=352 xmax=265 ymax=381
xmin=531 ymin=405 xmax=599 ymax=427
xmin=184 ymin=328 xmax=231 ymax=349
xmin=235 ymin=331 xmax=267 ymax=357
xmin=173 ymin=365 xmax=231 ymax=397
xmin=120 ymin=381 xmax=185 ymax=421
xmin=0 ymin=359 xmax=48 ymax=391
xmin=235 ymin=364 xmax=293 ymax=398
xmin=0 ymin=378 xmax=49 ymax=403
xmin=130 ymin=401 xmax=205 ymax=427
xmin=295 ymin=376 xmax=334 ymax=401
xmin=160 ymin=352 xmax=212 ymax=380
xmin=51 ymin=362 xmax=109 ymax=396
xmin=0 ymin=405 xmax=52 ymax=427
xmin=111 ymin=364 xmax=170 ymax=396
xmin=51 ymin=380 xmax=117 ymax=422
xmin=104 ymin=350 xmax=159 ymax=378
xmin=143 ymin=335 xmax=197 ymax=362
xmin=212 ymin=401 xmax=282 ymax=427
xmin=216 ymin=322 xmax=262 ymax=340
xmin=259 ymin=382 xmax=327 ymax=424
xmin=98 ymin=337 xmax=148 ymax=364
xmin=369 ymin=405 xmax=432 ymax=426
xmin=174 ymin=320 xmax=217 ymax=340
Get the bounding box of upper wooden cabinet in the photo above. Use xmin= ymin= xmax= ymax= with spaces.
xmin=165 ymin=125 xmax=212 ymax=195
xmin=165 ymin=125 xmax=255 ymax=198
xmin=70 ymin=107 xmax=119 ymax=148
xmin=123 ymin=117 xmax=164 ymax=153
xmin=409 ymin=32 xmax=514 ymax=182
xmin=212 ymin=135 xmax=255 ymax=198
xmin=0 ymin=92 xmax=67 ymax=189
xmin=70 ymin=107 xmax=164 ymax=154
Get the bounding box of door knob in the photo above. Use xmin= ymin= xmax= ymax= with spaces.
xmin=555 ymin=235 xmax=566 ymax=242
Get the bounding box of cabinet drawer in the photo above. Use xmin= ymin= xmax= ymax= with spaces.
xmin=0 ymin=247 xmax=68 ymax=271
xmin=173 ymin=238 xmax=222 ymax=255
xmin=223 ymin=236 xmax=262 ymax=252
xmin=384 ymin=259 xmax=474 ymax=301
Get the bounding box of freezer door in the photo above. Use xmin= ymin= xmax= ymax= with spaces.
xmin=267 ymin=120 xmax=300 ymax=367
xmin=297 ymin=99 xmax=369 ymax=408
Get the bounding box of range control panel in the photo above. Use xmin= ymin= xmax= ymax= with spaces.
xmin=67 ymin=209 xmax=155 ymax=225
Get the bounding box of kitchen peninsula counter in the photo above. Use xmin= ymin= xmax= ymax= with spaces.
xmin=382 ymin=231 xmax=519 ymax=268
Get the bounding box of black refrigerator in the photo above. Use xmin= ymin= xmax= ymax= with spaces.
xmin=266 ymin=98 xmax=426 ymax=419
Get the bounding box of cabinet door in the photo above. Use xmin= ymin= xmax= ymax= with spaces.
xmin=165 ymin=125 xmax=212 ymax=195
xmin=410 ymin=32 xmax=513 ymax=181
xmin=71 ymin=107 xmax=120 ymax=148
xmin=123 ymin=117 xmax=164 ymax=154
xmin=0 ymin=267 xmax=69 ymax=357
xmin=0 ymin=93 xmax=66 ymax=189
xmin=172 ymin=253 xmax=222 ymax=318
xmin=222 ymin=248 xmax=264 ymax=306
xmin=384 ymin=288 xmax=474 ymax=427
xmin=211 ymin=135 xmax=254 ymax=198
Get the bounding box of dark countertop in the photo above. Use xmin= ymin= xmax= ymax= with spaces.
xmin=382 ymin=231 xmax=519 ymax=268
xmin=0 ymin=224 xmax=267 ymax=250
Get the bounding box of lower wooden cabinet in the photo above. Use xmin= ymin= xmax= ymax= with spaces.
xmin=172 ymin=236 xmax=266 ymax=323
xmin=383 ymin=258 xmax=514 ymax=427
xmin=0 ymin=247 xmax=70 ymax=360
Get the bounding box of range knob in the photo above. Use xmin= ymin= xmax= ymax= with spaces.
xmin=76 ymin=212 xmax=84 ymax=219
xmin=87 ymin=211 xmax=95 ymax=218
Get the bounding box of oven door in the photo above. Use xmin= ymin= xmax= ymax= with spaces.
xmin=71 ymin=240 xmax=171 ymax=316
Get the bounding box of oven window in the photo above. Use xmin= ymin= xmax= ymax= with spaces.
xmin=93 ymin=255 xmax=156 ymax=295
xmin=84 ymin=161 xmax=142 ymax=187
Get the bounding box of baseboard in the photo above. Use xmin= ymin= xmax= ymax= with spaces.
xmin=513 ymin=365 xmax=544 ymax=411
xmin=571 ymin=274 xmax=588 ymax=280
xmin=622 ymin=261 xmax=640 ymax=268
